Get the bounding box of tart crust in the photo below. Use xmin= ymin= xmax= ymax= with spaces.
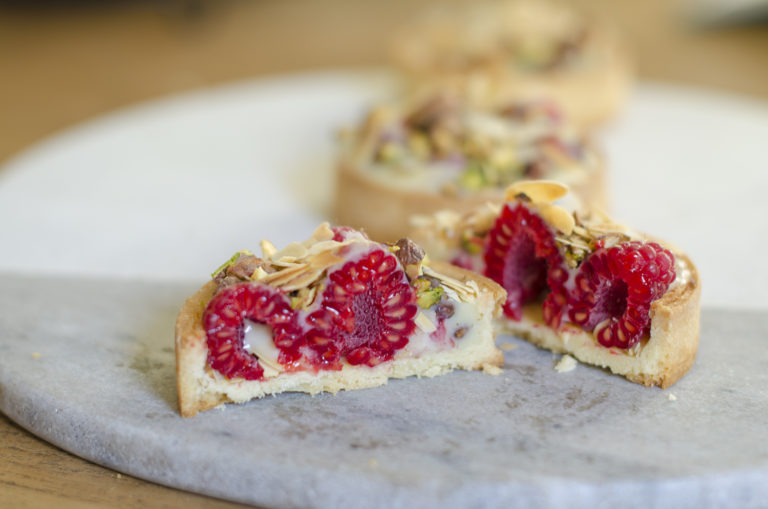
xmin=175 ymin=262 xmax=506 ymax=417
xmin=334 ymin=156 xmax=607 ymax=243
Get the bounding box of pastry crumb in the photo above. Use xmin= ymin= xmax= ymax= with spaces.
xmin=499 ymin=342 xmax=518 ymax=351
xmin=483 ymin=364 xmax=503 ymax=375
xmin=554 ymin=354 xmax=577 ymax=373
xmin=369 ymin=458 xmax=379 ymax=468
xmin=31 ymin=352 xmax=41 ymax=359
xmin=116 ymin=473 xmax=122 ymax=479
xmin=668 ymin=393 xmax=677 ymax=401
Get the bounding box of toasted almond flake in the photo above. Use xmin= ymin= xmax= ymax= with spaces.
xmin=260 ymin=264 xmax=309 ymax=286
xmin=554 ymin=236 xmax=591 ymax=250
xmin=537 ymin=203 xmax=575 ymax=235
xmin=422 ymin=265 xmax=477 ymax=302
xmin=434 ymin=210 xmax=462 ymax=230
xmin=260 ymin=239 xmax=277 ymax=259
xmin=249 ymin=267 xmax=269 ymax=281
xmin=415 ymin=312 xmax=437 ymax=333
xmin=505 ymin=180 xmax=569 ymax=204
xmin=309 ymin=222 xmax=334 ymax=243
xmin=554 ymin=354 xmax=577 ymax=373
xmin=483 ymin=364 xmax=503 ymax=375
xmin=271 ymin=242 xmax=308 ymax=262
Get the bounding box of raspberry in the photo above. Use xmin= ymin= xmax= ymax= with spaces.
xmin=483 ymin=202 xmax=565 ymax=320
xmin=305 ymin=247 xmax=417 ymax=368
xmin=331 ymin=226 xmax=368 ymax=242
xmin=203 ymin=283 xmax=304 ymax=380
xmin=568 ymin=241 xmax=675 ymax=348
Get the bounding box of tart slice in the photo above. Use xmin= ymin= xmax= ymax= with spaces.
xmin=175 ymin=223 xmax=505 ymax=417
xmin=335 ymin=93 xmax=604 ymax=242
xmin=411 ymin=181 xmax=701 ymax=388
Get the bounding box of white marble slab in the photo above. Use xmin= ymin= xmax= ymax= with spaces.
xmin=0 ymin=273 xmax=766 ymax=509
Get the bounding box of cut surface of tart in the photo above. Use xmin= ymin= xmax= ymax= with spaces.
xmin=389 ymin=0 xmax=632 ymax=129
xmin=335 ymin=93 xmax=604 ymax=242
xmin=175 ymin=224 xmax=506 ymax=417
xmin=410 ymin=181 xmax=701 ymax=388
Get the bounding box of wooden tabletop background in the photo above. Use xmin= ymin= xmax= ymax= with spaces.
xmin=1 ymin=0 xmax=767 ymax=507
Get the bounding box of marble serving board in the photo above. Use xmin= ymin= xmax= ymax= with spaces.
xmin=1 ymin=273 xmax=767 ymax=509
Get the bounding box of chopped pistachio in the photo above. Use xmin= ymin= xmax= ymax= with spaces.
xmin=376 ymin=142 xmax=403 ymax=163
xmin=458 ymin=161 xmax=487 ymax=190
xmin=411 ymin=277 xmax=432 ymax=293
xmin=211 ymin=250 xmax=253 ymax=279
xmin=408 ymin=132 xmax=431 ymax=159
xmin=461 ymin=230 xmax=484 ymax=255
xmin=416 ymin=286 xmax=444 ymax=309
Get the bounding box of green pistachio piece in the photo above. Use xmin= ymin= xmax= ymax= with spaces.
xmin=416 ymin=286 xmax=444 ymax=309
xmin=211 ymin=250 xmax=251 ymax=279
xmin=458 ymin=161 xmax=488 ymax=190
xmin=411 ymin=277 xmax=432 ymax=293
xmin=376 ymin=142 xmax=403 ymax=163
xmin=461 ymin=231 xmax=484 ymax=255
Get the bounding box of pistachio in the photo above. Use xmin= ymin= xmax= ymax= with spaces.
xmin=394 ymin=238 xmax=425 ymax=281
xmin=416 ymin=286 xmax=444 ymax=309
xmin=211 ymin=250 xmax=256 ymax=279
xmin=458 ymin=162 xmax=488 ymax=191
xmin=460 ymin=230 xmax=484 ymax=254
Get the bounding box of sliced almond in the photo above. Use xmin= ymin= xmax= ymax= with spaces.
xmin=260 ymin=263 xmax=310 ymax=287
xmin=260 ymin=239 xmax=277 ymax=259
xmin=308 ymin=222 xmax=334 ymax=244
xmin=422 ymin=265 xmax=477 ymax=302
xmin=271 ymin=242 xmax=309 ymax=263
xmin=505 ymin=180 xmax=569 ymax=204
xmin=537 ymin=203 xmax=575 ymax=235
xmin=415 ymin=312 xmax=437 ymax=333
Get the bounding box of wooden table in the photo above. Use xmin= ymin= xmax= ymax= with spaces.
xmin=1 ymin=0 xmax=767 ymax=506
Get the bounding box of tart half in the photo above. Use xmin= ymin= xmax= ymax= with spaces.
xmin=411 ymin=181 xmax=701 ymax=388
xmin=175 ymin=224 xmax=505 ymax=416
xmin=335 ymin=94 xmax=604 ymax=242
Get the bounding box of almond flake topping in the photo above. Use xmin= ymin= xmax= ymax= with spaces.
xmin=422 ymin=265 xmax=478 ymax=303
xmin=504 ymin=180 xmax=569 ymax=204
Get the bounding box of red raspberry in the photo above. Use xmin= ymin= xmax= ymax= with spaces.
xmin=331 ymin=226 xmax=368 ymax=242
xmin=568 ymin=241 xmax=676 ymax=348
xmin=305 ymin=247 xmax=417 ymax=368
xmin=483 ymin=202 xmax=566 ymax=321
xmin=203 ymin=283 xmax=304 ymax=380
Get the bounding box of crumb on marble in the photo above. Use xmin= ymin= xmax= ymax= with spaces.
xmin=668 ymin=393 xmax=677 ymax=401
xmin=499 ymin=342 xmax=518 ymax=352
xmin=483 ymin=364 xmax=503 ymax=375
xmin=32 ymin=352 xmax=41 ymax=359
xmin=369 ymin=458 xmax=379 ymax=468
xmin=554 ymin=354 xmax=577 ymax=373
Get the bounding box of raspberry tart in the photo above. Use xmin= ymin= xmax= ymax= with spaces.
xmin=175 ymin=223 xmax=506 ymax=416
xmin=335 ymin=93 xmax=604 ymax=242
xmin=389 ymin=0 xmax=631 ymax=130
xmin=411 ymin=181 xmax=701 ymax=388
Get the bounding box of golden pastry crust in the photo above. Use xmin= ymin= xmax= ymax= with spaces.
xmin=334 ymin=154 xmax=606 ymax=243
xmin=175 ymin=262 xmax=506 ymax=417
